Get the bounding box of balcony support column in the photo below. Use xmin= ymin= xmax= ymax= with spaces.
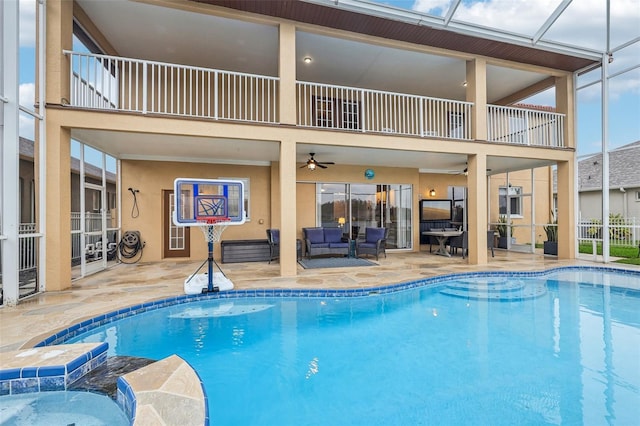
xmin=44 ymin=114 xmax=72 ymax=290
xmin=556 ymin=160 xmax=576 ymax=259
xmin=278 ymin=23 xmax=297 ymax=125
xmin=466 ymin=59 xmax=487 ymax=141
xmin=279 ymin=139 xmax=297 ymax=276
xmin=467 ymin=153 xmax=488 ymax=265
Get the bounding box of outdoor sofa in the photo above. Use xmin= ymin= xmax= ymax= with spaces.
xmin=302 ymin=227 xmax=350 ymax=259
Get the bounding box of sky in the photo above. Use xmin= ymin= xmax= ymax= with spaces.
xmin=16 ymin=0 xmax=640 ymax=156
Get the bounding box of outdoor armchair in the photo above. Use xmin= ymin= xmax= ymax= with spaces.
xmin=356 ymin=227 xmax=389 ymax=261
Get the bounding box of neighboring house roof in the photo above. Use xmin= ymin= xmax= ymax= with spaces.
xmin=578 ymin=140 xmax=640 ymax=191
xmin=19 ymin=137 xmax=116 ymax=183
xmin=513 ymin=104 xmax=556 ymax=112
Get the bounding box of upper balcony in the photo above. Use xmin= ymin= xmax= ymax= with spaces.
xmin=64 ymin=50 xmax=565 ymax=149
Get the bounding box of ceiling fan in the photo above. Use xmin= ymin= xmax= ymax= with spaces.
xmin=300 ymin=153 xmax=335 ymax=171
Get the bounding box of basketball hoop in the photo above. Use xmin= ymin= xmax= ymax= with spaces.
xmin=196 ymin=216 xmax=232 ymax=244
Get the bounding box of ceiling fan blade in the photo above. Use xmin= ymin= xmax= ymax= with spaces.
xmin=318 ymin=161 xmax=335 ymax=165
xmin=300 ymin=164 xmax=308 ymax=168
xmin=317 ymin=163 xmax=328 ymax=169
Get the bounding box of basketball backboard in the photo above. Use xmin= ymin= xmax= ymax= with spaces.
xmin=173 ymin=178 xmax=245 ymax=226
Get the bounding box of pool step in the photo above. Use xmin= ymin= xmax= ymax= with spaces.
xmin=440 ymin=278 xmax=547 ymax=301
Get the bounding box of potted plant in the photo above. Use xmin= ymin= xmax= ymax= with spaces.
xmin=497 ymin=215 xmax=510 ymax=249
xmin=543 ymin=212 xmax=558 ymax=255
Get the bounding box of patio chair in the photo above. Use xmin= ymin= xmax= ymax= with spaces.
xmin=449 ymin=231 xmax=467 ymax=258
xmin=449 ymin=230 xmax=495 ymax=259
xmin=487 ymin=230 xmax=495 ymax=257
xmin=266 ymin=229 xmax=279 ymax=264
xmin=356 ymin=227 xmax=389 ymax=261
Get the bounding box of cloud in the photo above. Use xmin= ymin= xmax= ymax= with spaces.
xmin=20 ymin=82 xmax=35 ymax=107
xmin=19 ymin=0 xmax=37 ymax=47
xmin=410 ymin=0 xmax=639 ymax=51
xmin=411 ymin=0 xmax=452 ymax=16
xmin=19 ymin=83 xmax=36 ymax=139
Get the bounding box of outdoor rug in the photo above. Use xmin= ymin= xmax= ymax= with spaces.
xmin=298 ymin=257 xmax=377 ymax=269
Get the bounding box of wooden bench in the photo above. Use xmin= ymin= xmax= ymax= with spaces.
xmin=221 ymin=239 xmax=270 ymax=263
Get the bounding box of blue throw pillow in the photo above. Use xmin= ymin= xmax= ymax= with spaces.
xmin=305 ymin=228 xmax=325 ymax=244
xmin=271 ymin=229 xmax=279 ymax=244
xmin=324 ymin=228 xmax=343 ymax=243
xmin=366 ymin=228 xmax=385 ymax=243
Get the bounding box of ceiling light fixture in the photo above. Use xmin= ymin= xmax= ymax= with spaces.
xmin=303 ymin=57 xmax=312 ymax=64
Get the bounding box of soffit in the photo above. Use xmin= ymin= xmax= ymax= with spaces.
xmin=195 ymin=0 xmax=598 ymax=72
xmin=76 ymin=0 xmax=555 ymax=103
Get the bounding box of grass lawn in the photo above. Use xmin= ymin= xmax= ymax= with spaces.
xmin=578 ymin=243 xmax=640 ymax=265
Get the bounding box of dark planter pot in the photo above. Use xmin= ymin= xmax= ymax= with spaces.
xmin=498 ymin=236 xmax=509 ymax=249
xmin=543 ymin=241 xmax=558 ymax=256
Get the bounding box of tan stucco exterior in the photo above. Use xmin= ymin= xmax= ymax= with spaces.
xmin=39 ymin=0 xmax=579 ymax=290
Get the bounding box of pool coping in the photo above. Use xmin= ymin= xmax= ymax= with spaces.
xmin=0 ymin=342 xmax=108 ymax=396
xmin=19 ymin=265 xmax=640 ymax=426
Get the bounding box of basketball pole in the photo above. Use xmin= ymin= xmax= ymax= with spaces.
xmin=206 ymin=227 xmax=217 ymax=292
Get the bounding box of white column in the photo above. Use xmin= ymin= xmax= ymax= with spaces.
xmin=1 ymin=0 xmax=21 ymax=305
xmin=601 ymin=53 xmax=610 ymax=263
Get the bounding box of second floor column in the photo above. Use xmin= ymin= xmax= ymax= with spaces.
xmin=279 ymin=23 xmax=297 ymax=125
xmin=466 ymin=59 xmax=487 ymax=141
xmin=467 ymin=153 xmax=488 ymax=265
xmin=555 ymin=75 xmax=575 ymax=149
xmin=279 ymin=139 xmax=297 ymax=276
xmin=45 ymin=0 xmax=72 ymax=107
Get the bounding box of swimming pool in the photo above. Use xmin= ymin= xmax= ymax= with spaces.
xmin=65 ymin=267 xmax=640 ymax=425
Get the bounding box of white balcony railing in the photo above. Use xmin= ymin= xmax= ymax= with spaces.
xmin=65 ymin=51 xmax=279 ymax=123
xmin=297 ymin=81 xmax=473 ymax=140
xmin=64 ymin=51 xmax=566 ymax=148
xmin=487 ymin=105 xmax=565 ymax=148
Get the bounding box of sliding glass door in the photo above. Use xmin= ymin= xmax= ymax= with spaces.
xmin=316 ymin=183 xmax=412 ymax=250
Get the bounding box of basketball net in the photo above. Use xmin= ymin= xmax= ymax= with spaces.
xmin=196 ymin=217 xmax=231 ymax=243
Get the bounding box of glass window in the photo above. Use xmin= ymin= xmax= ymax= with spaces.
xmin=316 ymin=183 xmax=412 ymax=249
xmin=499 ymin=186 xmax=523 ymax=216
xmin=315 ymin=98 xmax=334 ymax=127
xmin=448 ymin=113 xmax=465 ymax=139
xmin=341 ymin=100 xmax=360 ymax=130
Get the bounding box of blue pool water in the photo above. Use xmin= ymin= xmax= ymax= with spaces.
xmin=68 ymin=269 xmax=640 ymax=425
xmin=0 ymin=391 xmax=128 ymax=425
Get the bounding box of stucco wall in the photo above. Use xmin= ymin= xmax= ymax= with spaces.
xmin=489 ymin=168 xmax=553 ymax=245
xmin=579 ymin=189 xmax=640 ymax=220
xmin=120 ymin=160 xmax=271 ymax=262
